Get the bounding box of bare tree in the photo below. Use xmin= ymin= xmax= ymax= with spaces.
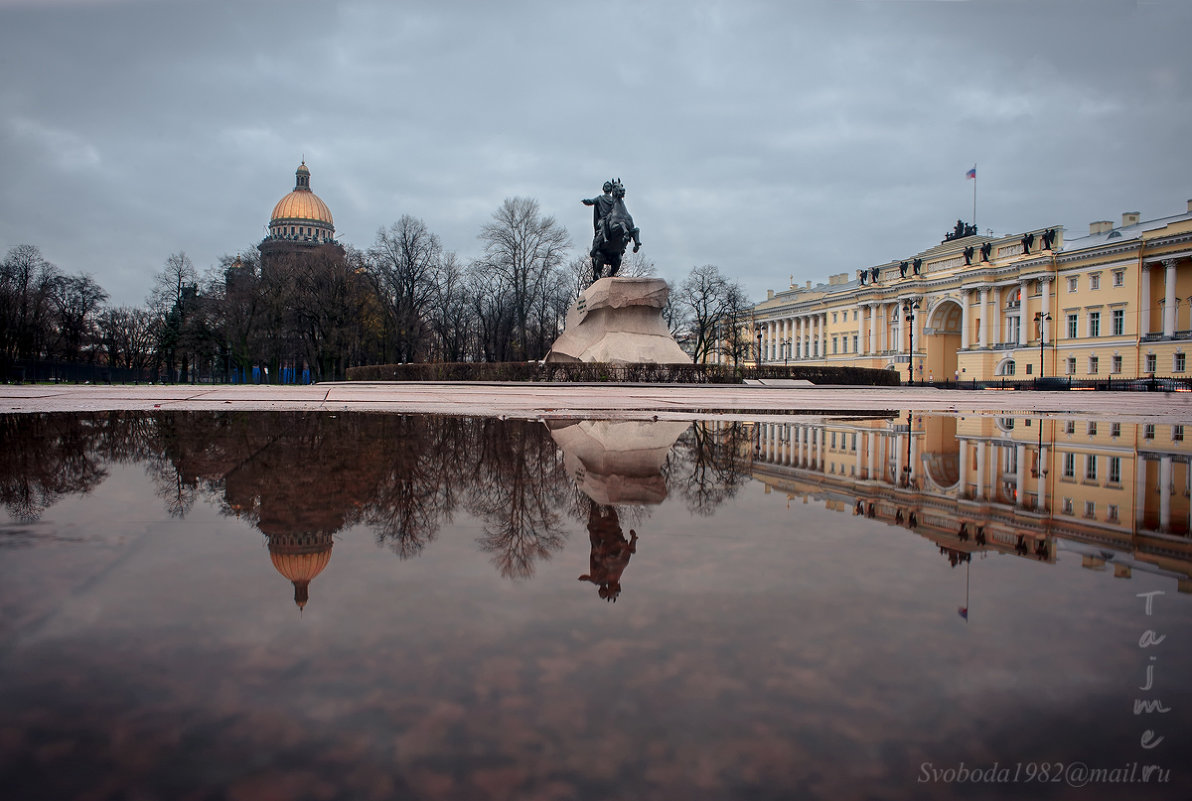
xmin=477 ymin=197 xmax=571 ymax=360
xmin=97 ymin=306 xmax=158 ymax=371
xmin=674 ymin=264 xmax=738 ymax=364
xmin=50 ymin=273 xmax=108 ymax=362
xmin=0 ymin=244 xmax=62 ymax=367
xmin=368 ymin=216 xmax=441 ymax=363
xmin=427 ymin=252 xmax=472 ymax=361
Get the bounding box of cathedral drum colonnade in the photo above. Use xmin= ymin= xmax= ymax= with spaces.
xmin=752 ymin=202 xmax=1192 ymax=382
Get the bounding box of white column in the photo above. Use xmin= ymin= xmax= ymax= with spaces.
xmin=855 ymin=431 xmax=863 ymax=475
xmin=1015 ymin=444 xmax=1027 ymax=507
xmin=978 ymin=288 xmax=990 ymax=348
xmin=1037 ymin=443 xmax=1048 ymax=511
xmin=975 ymin=441 xmax=987 ymax=499
xmin=909 ymin=426 xmax=919 ymax=484
xmin=1163 ymin=259 xmax=1178 ymax=338
xmin=1160 ymin=456 xmax=1173 ymax=532
xmin=819 ymin=313 xmax=827 ymax=359
xmin=896 ymin=302 xmax=905 ymax=355
xmin=1136 ymin=457 xmax=1148 ymax=527
xmin=1041 ymin=277 xmax=1051 ymax=345
xmin=959 ymin=439 xmax=970 ymax=496
xmin=1020 ymin=280 xmax=1030 ymax=344
xmin=868 ymin=305 xmax=877 ymax=354
xmin=961 ymin=291 xmax=970 ymax=349
xmin=1140 ymin=265 xmax=1152 ymax=337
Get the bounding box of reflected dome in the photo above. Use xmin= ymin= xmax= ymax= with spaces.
xmin=267 ymin=530 xmax=334 ymax=609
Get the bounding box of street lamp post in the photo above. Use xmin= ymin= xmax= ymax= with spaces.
xmin=1034 ymin=311 xmax=1052 ymax=381
xmin=903 ymin=299 xmax=920 ymax=385
xmin=756 ymin=326 xmax=763 ymax=367
xmin=901 ymin=412 xmax=913 ymax=488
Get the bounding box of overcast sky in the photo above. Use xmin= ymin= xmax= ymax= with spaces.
xmin=1 ymin=0 xmax=1189 ymax=306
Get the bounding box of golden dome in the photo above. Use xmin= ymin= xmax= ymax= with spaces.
xmin=270 ymin=191 xmax=334 ymax=226
xmin=267 ymin=531 xmax=334 ymax=609
xmin=269 ymin=161 xmax=334 ymax=227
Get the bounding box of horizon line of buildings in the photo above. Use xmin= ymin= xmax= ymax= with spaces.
xmin=741 ymin=200 xmax=1192 ymax=383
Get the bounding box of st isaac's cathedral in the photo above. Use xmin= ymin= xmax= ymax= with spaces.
xmin=257 ymin=160 xmax=343 ymax=265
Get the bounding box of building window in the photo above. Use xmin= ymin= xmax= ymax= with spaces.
xmin=1085 ymin=500 xmax=1096 ymax=518
xmin=1087 ymin=422 xmax=1097 ymax=436
xmin=1066 ymin=314 xmax=1078 ymax=338
xmin=1085 ymin=455 xmax=1097 ymax=480
xmin=1113 ymin=270 xmax=1125 ymax=287
xmin=1089 ymin=356 xmax=1099 ymax=374
xmin=1112 ymin=309 xmax=1124 ymax=335
xmin=1108 ymin=504 xmax=1119 ymax=522
xmin=1063 ymin=452 xmax=1075 ymax=478
xmin=1088 ymin=311 xmax=1100 ymax=338
xmin=1146 ymin=354 xmax=1157 ymax=373
xmin=1066 ymin=357 xmax=1077 ymax=375
xmin=851 ymin=433 xmax=857 ymax=450
xmin=853 ymin=335 xmax=859 ymax=352
xmin=853 ymin=311 xmax=858 ymax=321
xmin=1063 ymin=497 xmax=1074 ymax=514
xmin=1112 ymin=355 xmax=1122 ymax=373
xmin=1175 ymin=353 xmax=1186 ymax=373
xmin=1109 ymin=456 xmax=1121 ymax=484
xmin=1144 ymin=424 xmax=1155 ymax=440
xmin=832 ymin=337 xmax=838 ymax=354
xmin=1068 ymin=277 xmax=1078 ymax=292
xmin=1066 ymin=421 xmax=1075 ymax=435
xmin=1111 ymin=423 xmax=1121 ymax=438
xmin=831 ymin=432 xmax=837 ymax=448
xmin=832 ymin=312 xmax=838 ymax=323
xmin=1175 ymin=425 xmax=1185 ymax=442
xmin=1090 ymin=274 xmax=1100 ymax=290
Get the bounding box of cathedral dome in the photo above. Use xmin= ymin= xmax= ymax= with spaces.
xmin=267 ymin=530 xmax=334 ymax=609
xmin=265 ymin=161 xmax=336 ymax=244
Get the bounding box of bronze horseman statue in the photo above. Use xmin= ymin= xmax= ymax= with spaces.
xmin=582 ymin=178 xmax=641 ymax=284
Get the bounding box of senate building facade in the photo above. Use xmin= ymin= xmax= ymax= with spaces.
xmin=751 ymin=200 xmax=1192 ymax=382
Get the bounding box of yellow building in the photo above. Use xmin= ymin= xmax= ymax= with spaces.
xmin=752 ymin=201 xmax=1192 ymax=382
xmin=750 ymin=414 xmax=1191 ymax=592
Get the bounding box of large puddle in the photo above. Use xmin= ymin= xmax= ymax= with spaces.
xmin=1 ymin=411 xmax=1189 ymax=800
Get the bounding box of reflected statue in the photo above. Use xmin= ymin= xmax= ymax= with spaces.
xmin=548 ymin=419 xmax=689 ymax=506
xmin=579 ymin=502 xmax=638 ymax=602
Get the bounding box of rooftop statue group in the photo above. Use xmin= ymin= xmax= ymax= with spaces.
xmin=582 ymin=179 xmax=641 ymax=285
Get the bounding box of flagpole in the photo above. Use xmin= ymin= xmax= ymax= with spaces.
xmin=965 ymin=560 xmax=970 ymax=621
xmin=972 ymin=163 xmax=977 ymax=230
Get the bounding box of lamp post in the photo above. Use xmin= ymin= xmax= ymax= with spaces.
xmin=1034 ymin=311 xmax=1051 ymax=381
xmin=903 ymin=298 xmax=920 ymax=385
xmin=900 ymin=412 xmax=913 ymax=488
xmin=783 ymin=339 xmax=790 ymax=366
xmin=756 ymin=326 xmax=763 ymax=367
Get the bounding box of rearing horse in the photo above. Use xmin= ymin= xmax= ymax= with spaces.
xmin=591 ymin=180 xmax=641 ymax=284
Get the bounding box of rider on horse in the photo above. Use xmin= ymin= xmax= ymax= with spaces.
xmin=581 ymin=179 xmax=641 ymax=282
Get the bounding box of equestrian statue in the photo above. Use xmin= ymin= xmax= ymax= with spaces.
xmin=582 ymin=178 xmax=641 ymax=285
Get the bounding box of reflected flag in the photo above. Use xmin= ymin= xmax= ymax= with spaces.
xmin=966 ymin=167 xmax=977 ymax=180
xmin=958 ymin=606 xmax=968 ymax=620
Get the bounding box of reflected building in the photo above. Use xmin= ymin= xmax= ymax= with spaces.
xmin=752 ymin=415 xmax=1192 ymax=591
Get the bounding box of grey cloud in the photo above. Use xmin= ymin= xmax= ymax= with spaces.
xmin=1 ymin=0 xmax=1189 ymax=305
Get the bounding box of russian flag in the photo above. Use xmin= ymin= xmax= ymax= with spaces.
xmin=966 ymin=167 xmax=977 ymax=180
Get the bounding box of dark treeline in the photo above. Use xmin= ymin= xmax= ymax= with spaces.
xmin=0 ymin=412 xmax=752 ymax=580
xmin=3 ymin=197 xmax=750 ymax=382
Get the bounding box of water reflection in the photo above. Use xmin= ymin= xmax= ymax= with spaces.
xmin=753 ymin=414 xmax=1192 ymax=593
xmin=2 ymin=411 xmax=1191 ymax=800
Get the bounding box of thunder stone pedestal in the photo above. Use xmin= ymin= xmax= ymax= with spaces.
xmin=544 ymin=277 xmax=691 ymax=364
